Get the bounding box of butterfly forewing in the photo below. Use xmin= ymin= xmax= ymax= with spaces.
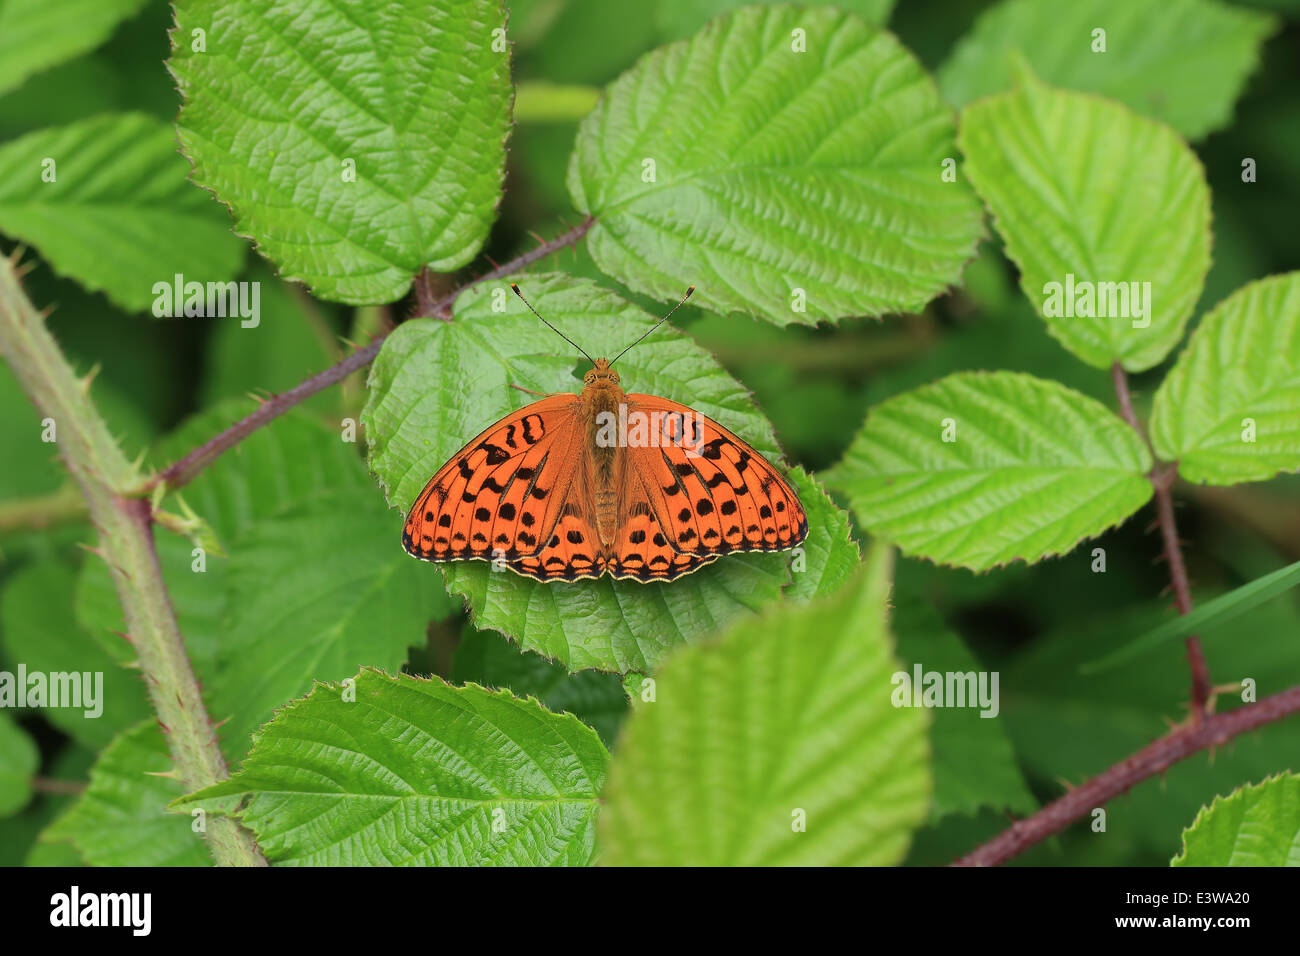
xmin=623 ymin=394 xmax=808 ymax=559
xmin=402 ymin=395 xmax=584 ymax=565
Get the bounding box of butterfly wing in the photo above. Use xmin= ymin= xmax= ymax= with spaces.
xmin=505 ymin=491 xmax=610 ymax=581
xmin=610 ymin=394 xmax=807 ymax=580
xmin=402 ymin=395 xmax=586 ymax=568
xmin=605 ymin=499 xmax=721 ymax=581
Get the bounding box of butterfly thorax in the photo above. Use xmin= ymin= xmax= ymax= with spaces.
xmin=580 ymin=359 xmax=625 ymax=548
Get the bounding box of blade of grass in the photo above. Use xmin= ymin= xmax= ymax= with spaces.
xmin=1082 ymin=557 xmax=1300 ymax=674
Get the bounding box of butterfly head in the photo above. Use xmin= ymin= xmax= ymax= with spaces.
xmin=584 ymin=358 xmax=621 ymax=388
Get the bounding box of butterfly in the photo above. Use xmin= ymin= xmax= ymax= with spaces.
xmin=402 ymin=284 xmax=808 ymax=582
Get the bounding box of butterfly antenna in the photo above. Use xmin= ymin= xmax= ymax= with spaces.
xmin=511 ymin=283 xmax=594 ymax=365
xmin=610 ymin=286 xmax=694 ymax=367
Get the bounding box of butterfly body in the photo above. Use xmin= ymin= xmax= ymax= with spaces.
xmin=403 ymin=357 xmax=807 ymax=583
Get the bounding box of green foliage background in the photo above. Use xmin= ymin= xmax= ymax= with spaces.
xmin=0 ymin=0 xmax=1298 ymax=867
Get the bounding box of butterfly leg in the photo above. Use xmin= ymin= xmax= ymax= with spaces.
xmin=510 ymin=383 xmax=549 ymax=397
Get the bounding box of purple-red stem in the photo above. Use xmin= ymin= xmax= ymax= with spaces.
xmin=1110 ymin=362 xmax=1211 ymax=718
xmin=953 ymin=684 xmax=1300 ymax=866
xmin=148 ymin=216 xmax=594 ymax=492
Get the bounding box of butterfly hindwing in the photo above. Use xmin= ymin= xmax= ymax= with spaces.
xmin=607 ymin=500 xmax=721 ymax=581
xmin=509 ymin=495 xmax=610 ymax=581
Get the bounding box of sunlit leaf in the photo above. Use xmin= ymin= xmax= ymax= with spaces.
xmin=568 ymin=5 xmax=983 ymax=325
xmin=171 ymin=0 xmax=512 ymax=304
xmin=1173 ymin=773 xmax=1300 ymax=866
xmin=958 ymin=67 xmax=1211 ymax=371
xmin=599 ymin=543 xmax=929 ymax=865
xmin=1150 ymin=273 xmax=1300 ymax=485
xmin=177 ymin=670 xmax=608 ymax=866
xmin=826 ymin=371 xmax=1152 ymax=570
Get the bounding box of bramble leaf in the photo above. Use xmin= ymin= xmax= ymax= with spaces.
xmin=170 ymin=0 xmax=512 ymax=304
xmin=939 ymin=0 xmax=1277 ymax=140
xmin=599 ymin=543 xmax=930 ymax=865
xmin=46 ymin=722 xmax=212 ymax=867
xmin=785 ymin=470 xmax=858 ymax=603
xmin=959 ymin=68 xmax=1211 ymax=372
xmin=826 ymin=371 xmax=1152 ymax=571
xmin=207 ymin=488 xmax=453 ymax=754
xmin=3 ymin=561 xmax=151 ymax=749
xmin=0 ymin=713 xmax=38 ymax=817
xmin=0 ymin=113 xmax=245 ymax=312
xmin=176 ymin=670 xmax=608 ymax=866
xmin=0 ymin=0 xmax=149 ymax=97
xmin=568 ymin=4 xmax=983 ymax=325
xmin=654 ymin=0 xmax=895 ymax=42
xmin=1150 ymin=274 xmax=1300 ymax=485
xmin=450 ymin=627 xmax=629 ymax=746
xmin=1172 ymin=773 xmax=1300 ymax=866
xmin=893 ymin=595 xmax=1034 ymax=820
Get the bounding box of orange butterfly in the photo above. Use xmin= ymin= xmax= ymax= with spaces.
xmin=402 ymin=284 xmax=808 ymax=582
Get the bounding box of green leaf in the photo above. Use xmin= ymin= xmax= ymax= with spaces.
xmin=0 ymin=363 xmax=64 ymax=500
xmin=958 ymin=68 xmax=1211 ymax=372
xmin=76 ymin=527 xmax=227 ymax=669
xmin=46 ymin=721 xmax=212 ymax=867
xmin=449 ymin=627 xmax=628 ymax=746
xmin=0 ymin=113 xmax=246 ymax=312
xmin=176 ymin=669 xmax=608 ymax=866
xmin=1173 ymin=773 xmax=1300 ymax=866
xmin=785 ymin=470 xmax=858 ymax=602
xmin=1150 ymin=273 xmax=1300 ymax=485
xmin=2 ymin=561 xmax=151 ymax=749
xmin=825 ymin=371 xmax=1153 ymax=571
xmin=0 ymin=0 xmax=149 ymax=97
xmin=1082 ymin=557 xmax=1300 ymax=674
xmin=0 ymin=712 xmax=38 ymax=817
xmin=893 ymin=595 xmax=1035 ymax=820
xmin=363 ymin=272 xmax=828 ymax=673
xmin=599 ymin=542 xmax=929 ymax=865
xmin=567 ymin=4 xmax=983 ymax=325
xmin=654 ymin=0 xmax=896 ymax=42
xmin=938 ymin=0 xmax=1277 ymax=140
xmin=170 ymin=0 xmax=512 ymax=305
xmin=207 ymin=488 xmax=453 ymax=756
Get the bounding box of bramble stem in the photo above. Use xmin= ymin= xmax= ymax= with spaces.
xmin=149 ymin=215 xmax=595 ymax=493
xmin=1111 ymin=362 xmax=1211 ymax=718
xmin=952 ymin=684 xmax=1300 ymax=866
xmin=0 ymin=257 xmax=265 ymax=867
